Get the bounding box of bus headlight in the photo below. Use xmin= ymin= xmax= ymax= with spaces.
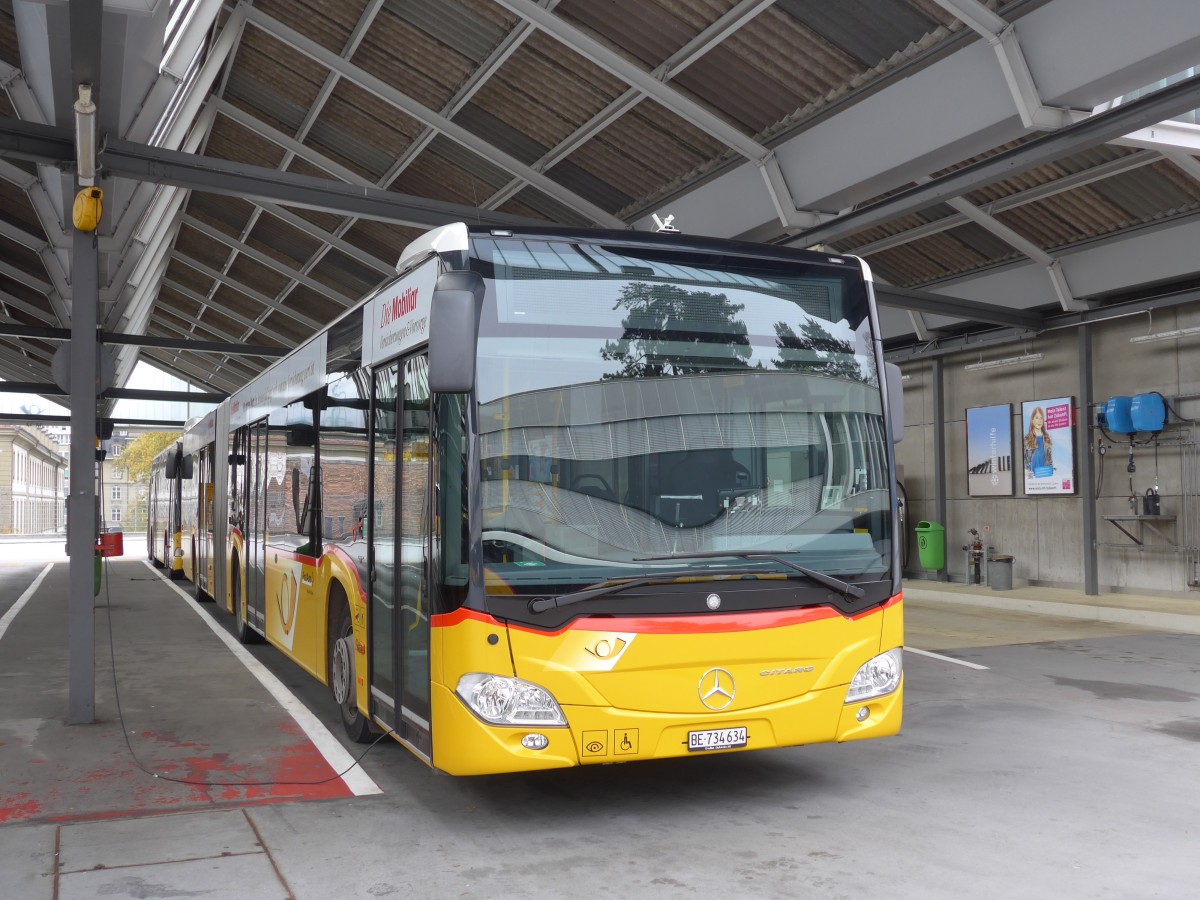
xmin=456 ymin=673 xmax=567 ymax=727
xmin=844 ymin=648 xmax=903 ymax=703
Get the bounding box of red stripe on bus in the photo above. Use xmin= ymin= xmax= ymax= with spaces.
xmin=432 ymin=595 xmax=899 ymax=636
xmin=432 ymin=607 xmax=501 ymax=628
xmin=273 ymin=549 xmax=319 ymax=565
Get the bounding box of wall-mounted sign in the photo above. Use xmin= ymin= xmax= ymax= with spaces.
xmin=1021 ymin=397 xmax=1076 ymax=495
xmin=966 ymin=404 xmax=1013 ymax=496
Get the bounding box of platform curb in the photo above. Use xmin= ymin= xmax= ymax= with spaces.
xmin=902 ymin=587 xmax=1200 ymax=636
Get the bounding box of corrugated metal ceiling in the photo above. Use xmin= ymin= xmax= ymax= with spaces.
xmin=0 ymin=0 xmax=1199 ymax=397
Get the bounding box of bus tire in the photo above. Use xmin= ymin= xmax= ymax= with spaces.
xmin=192 ymin=541 xmax=212 ymax=602
xmin=233 ymin=559 xmax=261 ymax=644
xmin=330 ymin=596 xmax=372 ymax=744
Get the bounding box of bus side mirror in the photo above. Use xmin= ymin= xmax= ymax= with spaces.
xmin=180 ymin=454 xmax=194 ymax=479
xmin=429 ymin=270 xmax=484 ymax=394
xmin=165 ymin=453 xmax=177 ymax=480
xmin=884 ymin=363 xmax=904 ymax=444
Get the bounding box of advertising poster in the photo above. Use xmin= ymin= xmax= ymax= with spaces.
xmin=1021 ymin=397 xmax=1076 ymax=495
xmin=966 ymin=404 xmax=1013 ymax=496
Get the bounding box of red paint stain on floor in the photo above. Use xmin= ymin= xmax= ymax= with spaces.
xmin=0 ymin=793 xmax=42 ymax=823
xmin=2 ymin=723 xmax=357 ymax=826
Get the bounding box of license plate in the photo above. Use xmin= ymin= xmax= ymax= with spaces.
xmin=687 ymin=727 xmax=748 ymax=752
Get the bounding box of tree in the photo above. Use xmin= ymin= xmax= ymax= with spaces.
xmin=772 ymin=318 xmax=867 ymax=382
xmin=601 ymin=282 xmax=752 ymax=378
xmin=118 ymin=431 xmax=181 ymax=482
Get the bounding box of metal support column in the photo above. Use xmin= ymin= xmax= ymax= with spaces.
xmin=67 ymin=227 xmax=98 ymax=725
xmin=1079 ymin=324 xmax=1099 ymax=595
xmin=932 ymin=357 xmax=949 ymax=581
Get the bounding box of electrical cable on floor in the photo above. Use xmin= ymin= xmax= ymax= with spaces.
xmin=101 ymin=553 xmax=394 ymax=788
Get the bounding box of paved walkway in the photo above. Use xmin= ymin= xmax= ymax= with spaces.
xmin=2 ymin=560 xmax=1197 ymax=898
xmin=903 ymin=577 xmax=1200 ymax=634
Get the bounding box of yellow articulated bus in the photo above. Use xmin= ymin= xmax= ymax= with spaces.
xmin=180 ymin=411 xmax=223 ymax=602
xmin=190 ymin=222 xmax=906 ymax=775
xmin=148 ymin=439 xmax=188 ymax=579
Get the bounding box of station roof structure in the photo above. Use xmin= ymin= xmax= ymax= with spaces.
xmin=1 ymin=0 xmax=1199 ymax=404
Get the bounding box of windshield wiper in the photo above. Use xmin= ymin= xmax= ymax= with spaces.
xmin=527 ymin=567 xmax=790 ymax=614
xmin=528 ymin=575 xmax=678 ymax=613
xmin=635 ymin=550 xmax=865 ymax=599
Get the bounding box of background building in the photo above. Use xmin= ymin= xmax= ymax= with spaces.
xmin=0 ymin=424 xmax=66 ymax=535
xmin=102 ymin=430 xmax=150 ymax=533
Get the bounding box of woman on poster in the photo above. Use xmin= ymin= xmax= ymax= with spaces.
xmin=1023 ymin=406 xmax=1053 ymax=476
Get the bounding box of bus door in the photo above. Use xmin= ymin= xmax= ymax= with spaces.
xmin=196 ymin=448 xmax=210 ymax=597
xmin=369 ymin=353 xmax=433 ymax=759
xmin=246 ymin=419 xmax=269 ymax=631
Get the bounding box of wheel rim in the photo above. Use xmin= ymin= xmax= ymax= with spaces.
xmin=332 ymin=627 xmax=353 ymax=708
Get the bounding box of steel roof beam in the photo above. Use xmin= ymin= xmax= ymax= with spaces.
xmin=97 ymin=127 xmax=548 ymax=229
xmin=0 ymin=258 xmax=52 ymax=296
xmin=0 ymin=321 xmax=287 ymax=357
xmin=0 ymin=288 xmax=57 ymax=325
xmin=149 ymin=306 xmax=278 ymax=384
xmin=496 ymin=0 xmax=765 ymax=162
xmin=180 ymin=214 xmax=356 ymax=307
xmin=0 ymin=154 xmax=73 ymax=325
xmin=145 ymin=320 xmax=260 ymax=389
xmin=161 ymin=276 xmax=299 ymax=347
xmin=1162 ymin=150 xmax=1200 ymax=185
xmin=386 ymin=5 xmax=546 ymax=190
xmin=789 ymin=72 xmax=1200 ymax=249
xmin=933 ymin=0 xmax=1087 ymax=130
xmin=102 ymin=331 xmax=288 ymax=357
xmin=849 ymin=150 xmax=1163 ymax=256
xmin=484 ymin=0 xmax=777 ymax=211
xmin=105 ymin=387 xmax=227 ymax=404
xmin=886 ymin=282 xmax=1200 ymax=363
xmin=1 ymin=109 xmax=548 ymax=231
xmin=137 ymin=343 xmax=243 ymax=394
xmin=306 ymin=0 xmax=550 ymax=301
xmin=212 ymin=99 xmax=376 ymax=194
xmin=190 ymin=1 xmax=387 ymax=376
xmin=149 ymin=312 xmax=267 ymax=368
xmin=931 ymin=188 xmax=1086 ymax=311
xmin=253 ymin=201 xmax=393 ymax=274
xmin=874 ymin=284 xmax=1044 ymax=330
xmin=242 ymin=6 xmax=626 ymax=229
xmin=642 ymin=0 xmax=1200 ymax=241
xmin=493 ymin=0 xmax=819 ymax=228
xmin=170 ymin=252 xmax=326 ymax=332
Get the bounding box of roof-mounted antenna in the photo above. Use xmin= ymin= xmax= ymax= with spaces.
xmin=652 ymin=213 xmax=679 ymax=233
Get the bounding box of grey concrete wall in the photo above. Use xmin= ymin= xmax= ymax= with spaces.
xmin=897 ymin=303 xmax=1200 ymax=595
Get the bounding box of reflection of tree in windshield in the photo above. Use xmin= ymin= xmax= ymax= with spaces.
xmin=601 ymin=282 xmax=752 ymax=378
xmin=773 ymin=318 xmax=865 ymax=382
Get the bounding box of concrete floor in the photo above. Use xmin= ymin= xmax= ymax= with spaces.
xmin=2 ymin=542 xmax=1199 ymax=898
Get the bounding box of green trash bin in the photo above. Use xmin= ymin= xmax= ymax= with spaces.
xmin=915 ymin=521 xmax=945 ymax=571
xmin=989 ymin=555 xmax=1014 ymax=591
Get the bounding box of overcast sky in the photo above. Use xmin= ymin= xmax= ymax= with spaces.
xmin=0 ymin=361 xmax=214 ymax=424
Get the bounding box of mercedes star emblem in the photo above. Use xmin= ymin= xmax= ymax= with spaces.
xmin=698 ymin=667 xmax=736 ymax=711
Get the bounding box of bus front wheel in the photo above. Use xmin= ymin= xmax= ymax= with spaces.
xmin=330 ymin=600 xmax=372 ymax=744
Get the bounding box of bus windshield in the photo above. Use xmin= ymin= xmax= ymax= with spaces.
xmin=472 ymin=237 xmax=891 ymax=597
